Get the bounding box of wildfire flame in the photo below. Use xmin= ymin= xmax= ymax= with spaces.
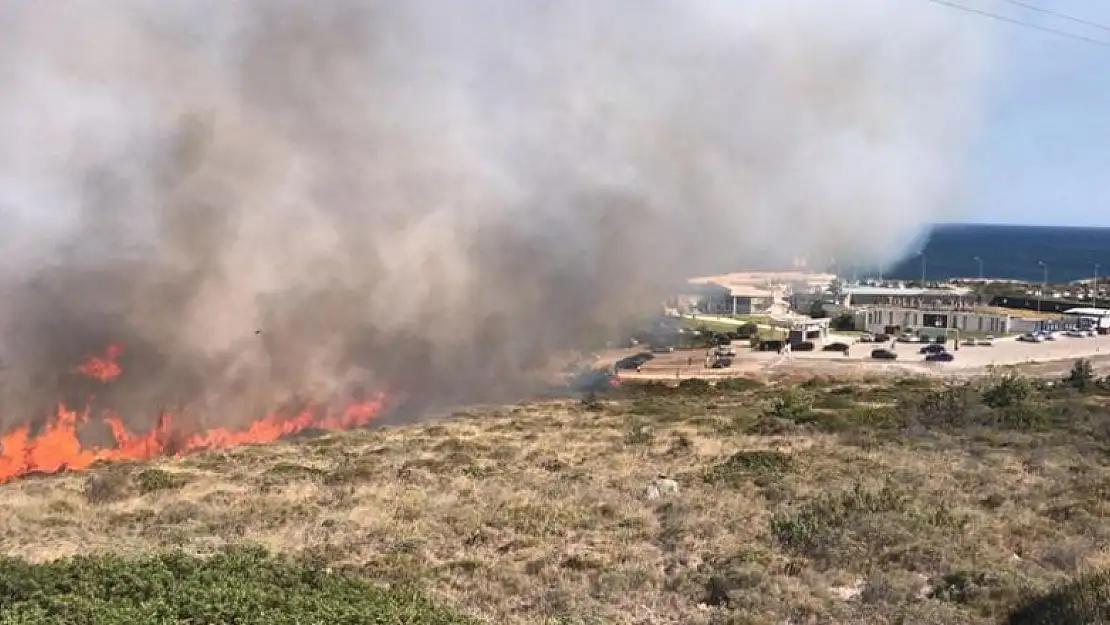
xmin=0 ymin=343 xmax=388 ymax=484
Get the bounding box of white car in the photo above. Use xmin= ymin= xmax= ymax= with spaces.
xmin=1043 ymin=332 xmax=1059 ymax=341
xmin=977 ymin=335 xmax=994 ymax=346
xmin=1064 ymin=330 xmax=1086 ymax=338
xmin=1019 ymin=333 xmax=1044 ymax=343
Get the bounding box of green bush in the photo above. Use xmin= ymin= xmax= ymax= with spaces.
xmin=910 ymin=382 xmax=984 ymax=427
xmin=136 ymin=468 xmax=187 ymax=494
xmin=770 ymin=482 xmax=911 ymax=561
xmin=768 ymin=388 xmax=813 ymax=422
xmin=677 ymin=378 xmax=713 ymax=395
xmin=982 ymin=374 xmax=1036 ymax=410
xmin=1064 ymin=359 xmax=1096 ymax=393
xmin=715 ymin=377 xmax=764 ymax=393
xmin=702 ymin=450 xmax=793 ymax=488
xmin=0 ymin=546 xmax=476 ymax=625
xmin=735 ymin=322 xmax=759 ymax=338
xmin=1006 ymin=569 xmax=1110 ymax=625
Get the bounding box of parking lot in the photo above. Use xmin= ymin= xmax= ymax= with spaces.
xmin=604 ymin=332 xmax=1110 ymax=382
xmin=788 ymin=333 xmax=1109 ymax=369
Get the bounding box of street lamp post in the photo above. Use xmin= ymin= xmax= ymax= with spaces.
xmin=1037 ymin=261 xmax=1048 ymax=313
xmin=973 ymin=256 xmax=983 ymax=281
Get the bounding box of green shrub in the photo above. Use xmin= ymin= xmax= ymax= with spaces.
xmin=735 ymin=322 xmax=759 ymax=338
xmin=770 ymin=482 xmax=911 ymax=561
xmin=1006 ymin=569 xmax=1110 ymax=625
xmin=677 ymin=378 xmax=713 ymax=395
xmin=982 ymin=374 xmax=1036 ymax=410
xmin=83 ymin=472 xmax=133 ymax=504
xmin=135 ymin=468 xmax=187 ymax=494
xmin=910 ymin=382 xmax=983 ymax=427
xmin=702 ymin=450 xmax=793 ymax=488
xmin=0 ymin=546 xmax=476 ymax=625
xmin=1064 ymin=359 xmax=1096 ymax=393
xmin=767 ymin=388 xmax=813 ymax=422
xmin=715 ymin=377 xmax=764 ymax=393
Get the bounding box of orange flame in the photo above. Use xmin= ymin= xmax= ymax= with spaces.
xmin=0 ymin=343 xmax=388 ymax=484
xmin=76 ymin=343 xmax=124 ymax=382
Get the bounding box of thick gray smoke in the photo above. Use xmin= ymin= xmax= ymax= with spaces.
xmin=0 ymin=0 xmax=995 ymax=428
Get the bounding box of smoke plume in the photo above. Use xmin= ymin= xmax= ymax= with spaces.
xmin=0 ymin=0 xmax=995 ymax=426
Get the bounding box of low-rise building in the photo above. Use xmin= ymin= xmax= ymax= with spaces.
xmin=690 ymin=283 xmax=777 ymax=315
xmin=1062 ymin=307 xmax=1110 ymax=330
xmin=853 ymin=307 xmax=1012 ymax=336
xmin=839 ymin=286 xmax=979 ymax=310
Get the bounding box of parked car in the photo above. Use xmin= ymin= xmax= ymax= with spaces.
xmin=962 ymin=338 xmax=977 ymax=347
xmin=1018 ymin=334 xmax=1043 ymax=343
xmin=758 ymin=340 xmax=785 ymax=352
xmin=651 ymin=345 xmax=675 ymax=353
xmin=793 ymin=341 xmax=816 ymax=352
xmin=977 ymin=335 xmax=995 ymax=346
xmin=925 ymin=352 xmax=955 ymax=363
xmin=919 ymin=344 xmax=946 ymax=355
xmin=823 ymin=342 xmax=850 ymax=353
xmin=711 ymin=357 xmax=732 ymax=369
xmin=873 ymin=334 xmax=890 ymax=343
xmin=858 ymin=334 xmax=875 ymax=343
xmin=871 ymin=348 xmax=898 ymax=360
xmin=1043 ymin=331 xmax=1059 ymax=341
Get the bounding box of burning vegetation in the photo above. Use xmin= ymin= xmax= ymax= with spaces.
xmin=0 ymin=343 xmax=387 ymax=483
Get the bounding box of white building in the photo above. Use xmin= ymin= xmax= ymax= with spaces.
xmin=1062 ymin=307 xmax=1110 ymax=330
xmin=853 ymin=307 xmax=1012 ymax=336
xmin=839 ymin=286 xmax=978 ymax=310
xmin=687 ymin=283 xmax=777 ymax=315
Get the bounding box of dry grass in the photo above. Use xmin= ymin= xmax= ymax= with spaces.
xmin=3 ymin=377 xmax=1110 ymax=623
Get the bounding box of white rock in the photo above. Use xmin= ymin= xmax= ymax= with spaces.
xmin=645 ymin=475 xmax=680 ymax=500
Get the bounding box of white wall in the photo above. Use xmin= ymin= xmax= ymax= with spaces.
xmin=853 ymin=307 xmax=1010 ymax=335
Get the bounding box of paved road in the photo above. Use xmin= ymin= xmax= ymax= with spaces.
xmin=610 ymin=333 xmax=1110 ymax=381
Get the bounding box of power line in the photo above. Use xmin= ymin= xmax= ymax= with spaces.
xmin=998 ymin=0 xmax=1110 ymax=35
xmin=925 ymin=0 xmax=1110 ymax=50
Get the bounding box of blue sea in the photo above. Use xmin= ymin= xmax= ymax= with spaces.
xmin=881 ymin=224 xmax=1110 ymax=284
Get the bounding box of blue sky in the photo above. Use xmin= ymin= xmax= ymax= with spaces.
xmin=959 ymin=1 xmax=1110 ymax=227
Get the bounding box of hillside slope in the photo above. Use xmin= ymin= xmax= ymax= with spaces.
xmin=3 ymin=375 xmax=1110 ymax=623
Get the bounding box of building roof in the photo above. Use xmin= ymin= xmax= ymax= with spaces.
xmin=1063 ymin=307 xmax=1110 ymax=316
xmin=844 ymin=286 xmax=973 ymax=297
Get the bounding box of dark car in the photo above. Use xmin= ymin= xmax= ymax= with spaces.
xmin=925 ymin=352 xmax=955 ymax=363
xmin=793 ymin=341 xmax=816 ymax=352
xmin=873 ymin=334 xmax=890 ymax=343
xmin=758 ymin=340 xmax=785 ymax=352
xmin=823 ymin=342 xmax=850 ymax=353
xmin=871 ymin=348 xmax=898 ymax=360
xmin=711 ymin=357 xmax=733 ymax=369
xmin=919 ymin=344 xmax=946 ymax=355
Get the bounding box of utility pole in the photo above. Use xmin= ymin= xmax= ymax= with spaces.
xmin=973 ymin=256 xmax=983 ymax=281
xmin=1095 ymin=263 xmax=1101 ymax=310
xmin=1037 ymin=261 xmax=1048 ymax=313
